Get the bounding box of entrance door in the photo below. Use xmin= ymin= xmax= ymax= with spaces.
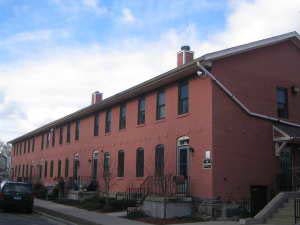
xmin=250 ymin=186 xmax=268 ymax=216
xmin=178 ymin=147 xmax=188 ymax=177
xmin=279 ymin=148 xmax=292 ymax=191
xmin=73 ymin=159 xmax=79 ymax=179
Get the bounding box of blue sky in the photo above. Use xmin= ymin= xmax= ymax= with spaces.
xmin=0 ymin=0 xmax=227 ymax=62
xmin=0 ymin=0 xmax=300 ymax=142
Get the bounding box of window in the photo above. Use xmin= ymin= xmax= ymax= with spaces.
xmin=50 ymin=160 xmax=54 ymax=178
xmin=41 ymin=134 xmax=44 ymax=150
xmin=59 ymin=127 xmax=63 ymax=144
xmin=26 ymin=165 xmax=29 ymax=177
xmin=277 ymin=87 xmax=288 ymax=118
xmin=46 ymin=132 xmax=50 ymax=148
xmin=52 ymin=129 xmax=55 ymax=147
xmin=136 ymin=148 xmax=144 ymax=177
xmin=44 ymin=161 xmax=48 ymax=178
xmin=75 ymin=120 xmax=80 ymax=140
xmin=155 ymin=144 xmax=164 ymax=177
xmin=66 ymin=123 xmax=71 ymax=143
xmin=23 ymin=141 xmax=26 ymax=154
xmin=94 ymin=113 xmax=99 ymax=136
xmin=178 ymin=80 xmax=189 ymax=114
xmin=92 ymin=152 xmax=98 ymax=180
xmin=30 ymin=165 xmax=33 ymax=178
xmin=27 ymin=139 xmax=30 ymax=153
xmin=137 ymin=97 xmax=145 ymax=125
xmin=38 ymin=165 xmax=42 ymax=179
xmin=156 ymin=90 xmax=166 ymax=120
xmin=22 ymin=164 xmax=25 ymax=177
xmin=32 ymin=137 xmax=35 ymax=152
xmin=119 ymin=104 xmax=126 ymax=129
xmin=57 ymin=160 xmax=62 ymax=177
xmin=65 ymin=158 xmax=69 ymax=177
xmin=117 ymin=150 xmax=125 ymax=177
xmin=103 ymin=152 xmax=110 ymax=175
xmin=105 ymin=109 xmax=112 ymax=133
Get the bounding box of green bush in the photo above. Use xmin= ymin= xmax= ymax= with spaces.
xmin=32 ymin=181 xmax=47 ymax=199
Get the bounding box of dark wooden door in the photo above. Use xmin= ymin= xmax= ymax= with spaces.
xmin=250 ymin=185 xmax=268 ymax=216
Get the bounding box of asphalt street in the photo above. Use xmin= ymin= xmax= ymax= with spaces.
xmin=0 ymin=210 xmax=77 ymax=225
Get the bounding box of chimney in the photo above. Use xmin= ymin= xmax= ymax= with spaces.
xmin=177 ymin=45 xmax=194 ymax=66
xmin=91 ymin=91 xmax=103 ymax=105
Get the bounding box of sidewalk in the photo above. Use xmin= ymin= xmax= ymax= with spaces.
xmin=34 ymin=199 xmax=246 ymax=225
xmin=34 ymin=198 xmax=149 ymax=225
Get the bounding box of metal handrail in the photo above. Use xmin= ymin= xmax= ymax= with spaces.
xmin=295 ymin=198 xmax=300 ymax=224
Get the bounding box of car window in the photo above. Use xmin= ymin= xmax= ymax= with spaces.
xmin=3 ymin=183 xmax=32 ymax=193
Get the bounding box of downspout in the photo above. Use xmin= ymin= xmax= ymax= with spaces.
xmin=197 ymin=61 xmax=300 ymax=128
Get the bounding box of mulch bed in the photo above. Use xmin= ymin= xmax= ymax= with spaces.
xmin=127 ymin=216 xmax=204 ymax=225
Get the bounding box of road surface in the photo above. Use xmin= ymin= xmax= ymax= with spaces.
xmin=0 ymin=210 xmax=76 ymax=225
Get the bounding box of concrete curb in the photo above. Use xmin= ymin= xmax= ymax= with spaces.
xmin=34 ymin=205 xmax=102 ymax=225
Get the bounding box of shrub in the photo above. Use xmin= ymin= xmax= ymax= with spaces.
xmin=32 ymin=181 xmax=47 ymax=199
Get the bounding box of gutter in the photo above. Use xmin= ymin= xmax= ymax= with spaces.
xmin=197 ymin=61 xmax=300 ymax=128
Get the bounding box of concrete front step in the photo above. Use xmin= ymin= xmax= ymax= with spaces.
xmin=265 ymin=198 xmax=295 ymax=225
xmin=266 ymin=217 xmax=294 ymax=225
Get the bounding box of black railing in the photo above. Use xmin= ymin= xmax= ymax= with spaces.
xmin=295 ymin=198 xmax=300 ymax=224
xmin=126 ymin=175 xmax=190 ymax=202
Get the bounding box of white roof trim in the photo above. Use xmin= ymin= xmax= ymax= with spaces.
xmin=200 ymin=31 xmax=300 ymax=61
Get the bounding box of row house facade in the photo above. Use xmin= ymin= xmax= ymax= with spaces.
xmin=9 ymin=31 xmax=300 ymax=214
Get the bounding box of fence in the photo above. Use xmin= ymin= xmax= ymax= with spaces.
xmin=295 ymin=198 xmax=300 ymax=224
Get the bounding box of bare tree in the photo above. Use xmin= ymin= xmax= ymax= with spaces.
xmin=0 ymin=141 xmax=11 ymax=179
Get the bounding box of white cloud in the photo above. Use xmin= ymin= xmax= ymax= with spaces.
xmin=1 ymin=0 xmax=300 ymax=142
xmin=121 ymin=8 xmax=136 ymax=24
xmin=52 ymin=0 xmax=107 ymax=15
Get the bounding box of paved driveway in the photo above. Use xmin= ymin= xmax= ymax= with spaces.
xmin=0 ymin=210 xmax=76 ymax=225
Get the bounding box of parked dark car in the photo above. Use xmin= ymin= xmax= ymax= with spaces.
xmin=0 ymin=181 xmax=34 ymax=213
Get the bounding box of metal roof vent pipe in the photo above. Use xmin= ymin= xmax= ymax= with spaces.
xmin=91 ymin=91 xmax=103 ymax=105
xmin=177 ymin=45 xmax=194 ymax=67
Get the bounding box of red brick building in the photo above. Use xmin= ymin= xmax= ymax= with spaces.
xmin=9 ymin=31 xmax=300 ymax=211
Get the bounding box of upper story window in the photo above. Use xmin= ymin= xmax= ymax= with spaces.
xmin=52 ymin=129 xmax=55 ymax=147
xmin=156 ymin=90 xmax=166 ymax=120
xmin=46 ymin=132 xmax=50 ymax=148
xmin=105 ymin=109 xmax=112 ymax=133
xmin=277 ymin=87 xmax=288 ymax=118
xmin=136 ymin=148 xmax=144 ymax=177
xmin=119 ymin=104 xmax=126 ymax=130
xmin=178 ymin=80 xmax=189 ymax=115
xmin=41 ymin=134 xmax=44 ymax=150
xmin=32 ymin=137 xmax=35 ymax=152
xmin=94 ymin=113 xmax=99 ymax=136
xmin=59 ymin=127 xmax=63 ymax=144
xmin=27 ymin=139 xmax=30 ymax=153
xmin=137 ymin=97 xmax=145 ymax=125
xmin=75 ymin=120 xmax=80 ymax=140
xmin=23 ymin=140 xmax=26 ymax=154
xmin=66 ymin=123 xmax=71 ymax=143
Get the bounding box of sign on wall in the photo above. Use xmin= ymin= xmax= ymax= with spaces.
xmin=203 ymin=150 xmax=212 ymax=169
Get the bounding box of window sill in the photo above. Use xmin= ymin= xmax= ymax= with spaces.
xmin=177 ymin=112 xmax=190 ymax=119
xmin=136 ymin=123 xmax=145 ymax=128
xmin=155 ymin=118 xmax=166 ymax=124
xmin=119 ymin=128 xmax=127 ymax=132
xmin=116 ymin=177 xmax=124 ymax=180
xmin=105 ymin=132 xmax=111 ymax=136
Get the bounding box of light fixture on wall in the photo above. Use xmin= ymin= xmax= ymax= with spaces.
xmin=291 ymin=86 xmax=300 ymax=95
